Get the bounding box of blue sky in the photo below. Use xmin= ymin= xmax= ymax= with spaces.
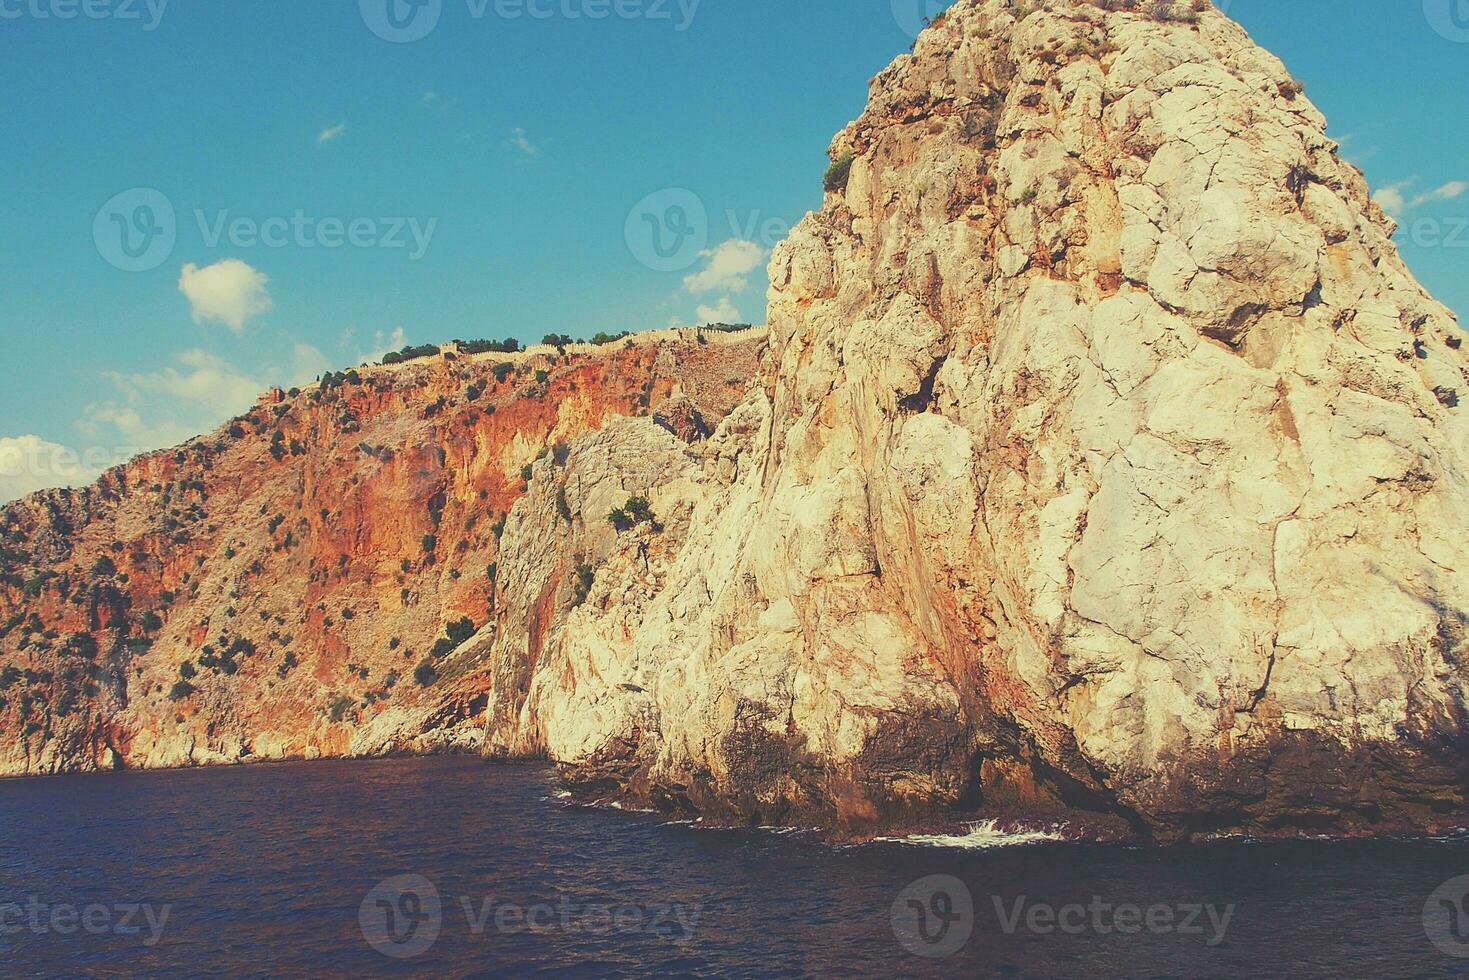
xmin=1 ymin=0 xmax=1466 ymax=500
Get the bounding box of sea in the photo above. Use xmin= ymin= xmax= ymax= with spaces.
xmin=1 ymin=756 xmax=1466 ymax=978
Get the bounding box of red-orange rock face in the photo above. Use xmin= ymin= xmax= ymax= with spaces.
xmin=0 ymin=332 xmax=763 ymax=775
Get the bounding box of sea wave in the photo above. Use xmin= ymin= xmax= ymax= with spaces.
xmin=873 ymin=820 xmax=1067 ymax=850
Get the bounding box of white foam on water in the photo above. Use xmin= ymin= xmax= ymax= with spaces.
xmin=874 ymin=820 xmax=1067 ymax=850
xmin=600 ymin=800 xmax=657 ymax=814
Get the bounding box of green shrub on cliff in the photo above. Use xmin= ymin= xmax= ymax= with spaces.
xmin=429 ymin=617 xmax=477 ymax=659
xmin=447 ymin=617 xmax=475 ymax=645
xmin=169 ymin=681 xmax=195 ymax=701
xmin=414 ymin=659 xmax=438 ymax=686
xmin=609 ymin=496 xmax=656 ymax=532
xmin=823 ymin=151 xmax=855 ymax=193
xmin=328 ymin=696 xmax=354 ymax=723
xmin=572 ymin=562 xmax=594 ymax=607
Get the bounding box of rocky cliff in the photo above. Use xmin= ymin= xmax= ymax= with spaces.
xmin=0 ymin=332 xmax=762 ymax=774
xmin=4 ymin=0 xmax=1468 ymax=843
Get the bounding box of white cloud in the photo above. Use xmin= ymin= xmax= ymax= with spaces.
xmin=670 ymin=239 xmax=766 ymax=326
xmin=682 ymin=240 xmax=766 ymax=294
xmin=1374 ymin=184 xmax=1409 ymax=218
xmin=1411 ymin=181 xmax=1469 ymax=209
xmin=286 ymin=343 xmax=333 ymax=385
xmin=360 ymin=327 xmax=408 ymax=364
xmin=508 ymin=127 xmax=542 ymax=157
xmin=695 ymin=296 xmax=741 ymax=324
xmin=179 ymin=260 xmax=274 ymax=332
xmin=317 ymin=121 xmax=348 ymax=145
xmin=77 ymin=402 xmax=196 ymax=457
xmin=85 ymin=349 xmax=267 ymax=451
xmin=79 ymin=345 xmax=329 ymax=459
xmin=1375 ymin=178 xmax=1468 ymax=217
xmin=0 ymin=435 xmax=106 ymax=504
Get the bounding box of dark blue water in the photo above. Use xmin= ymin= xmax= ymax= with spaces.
xmin=1 ymin=757 xmax=1467 ymax=978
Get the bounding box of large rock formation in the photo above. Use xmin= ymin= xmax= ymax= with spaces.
xmin=474 ymin=0 xmax=1469 ymax=840
xmin=0 ymin=332 xmax=762 ymax=774
xmin=4 ymin=0 xmax=1467 ymax=842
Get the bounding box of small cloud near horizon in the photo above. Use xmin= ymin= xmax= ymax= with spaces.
xmin=78 ymin=344 xmax=330 ymax=462
xmin=1374 ymin=179 xmax=1467 ymax=218
xmin=1412 ymin=180 xmax=1468 ymax=209
xmin=508 ymin=127 xmax=542 ymax=158
xmin=1 ymin=339 xmax=333 ymax=504
xmin=360 ymin=327 xmax=409 ymax=364
xmin=317 ymin=121 xmax=348 ymax=145
xmin=683 ymin=239 xmax=766 ymax=294
xmin=0 ymin=434 xmax=102 ymax=504
xmin=670 ymin=239 xmax=767 ymax=326
xmin=695 ymin=296 xmax=741 ymax=324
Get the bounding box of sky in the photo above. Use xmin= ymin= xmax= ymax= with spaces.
xmin=0 ymin=0 xmax=1466 ymax=501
